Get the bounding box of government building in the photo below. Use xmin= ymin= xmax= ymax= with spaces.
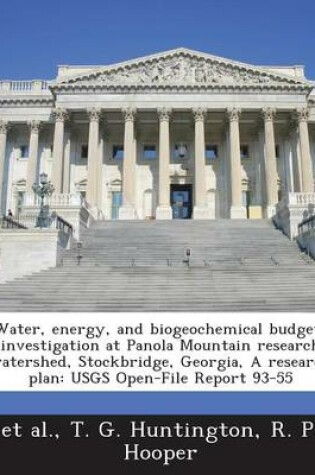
xmin=0 ymin=47 xmax=315 ymax=223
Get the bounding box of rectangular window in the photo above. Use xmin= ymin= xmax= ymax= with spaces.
xmin=240 ymin=145 xmax=249 ymax=160
xmin=143 ymin=145 xmax=157 ymax=160
xmin=205 ymin=145 xmax=218 ymax=160
xmin=112 ymin=145 xmax=124 ymax=160
xmin=275 ymin=145 xmax=280 ymax=158
xmin=174 ymin=144 xmax=188 ymax=160
xmin=81 ymin=144 xmax=88 ymax=159
xmin=17 ymin=191 xmax=25 ymax=213
xmin=19 ymin=145 xmax=29 ymax=159
xmin=50 ymin=145 xmax=53 ymax=158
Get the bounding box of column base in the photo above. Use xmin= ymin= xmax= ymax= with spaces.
xmin=156 ymin=206 xmax=172 ymax=220
xmin=230 ymin=206 xmax=247 ymax=219
xmin=119 ymin=205 xmax=137 ymax=220
xmin=193 ymin=206 xmax=215 ymax=219
xmin=264 ymin=205 xmax=277 ymax=219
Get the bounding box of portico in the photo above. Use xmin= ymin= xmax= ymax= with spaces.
xmin=0 ymin=47 xmax=314 ymax=222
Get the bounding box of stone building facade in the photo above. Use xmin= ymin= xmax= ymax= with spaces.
xmin=0 ymin=48 xmax=315 ymax=221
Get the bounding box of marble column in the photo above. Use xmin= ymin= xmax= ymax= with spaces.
xmin=119 ymin=107 xmax=137 ymax=219
xmin=0 ymin=121 xmax=9 ymax=213
xmin=296 ymin=107 xmax=314 ymax=192
xmin=227 ymin=108 xmax=246 ymax=219
xmin=62 ymin=131 xmax=71 ymax=194
xmin=193 ymin=108 xmax=212 ymax=219
xmin=26 ymin=121 xmax=41 ymax=194
xmin=288 ymin=119 xmax=302 ymax=192
xmin=156 ymin=107 xmax=172 ymax=219
xmin=87 ymin=108 xmax=101 ymax=207
xmin=262 ymin=108 xmax=278 ymax=216
xmin=51 ymin=108 xmax=68 ymax=193
xmin=252 ymin=131 xmax=263 ymax=206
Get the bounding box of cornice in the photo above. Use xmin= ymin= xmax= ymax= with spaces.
xmin=0 ymin=96 xmax=54 ymax=107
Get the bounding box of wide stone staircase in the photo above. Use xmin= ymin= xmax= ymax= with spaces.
xmin=0 ymin=219 xmax=315 ymax=312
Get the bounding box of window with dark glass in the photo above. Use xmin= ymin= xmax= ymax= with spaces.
xmin=143 ymin=145 xmax=157 ymax=160
xmin=275 ymin=145 xmax=280 ymax=158
xmin=240 ymin=145 xmax=249 ymax=159
xmin=205 ymin=145 xmax=218 ymax=160
xmin=20 ymin=145 xmax=29 ymax=158
xmin=81 ymin=144 xmax=88 ymax=159
xmin=174 ymin=144 xmax=188 ymax=160
xmin=113 ymin=145 xmax=124 ymax=159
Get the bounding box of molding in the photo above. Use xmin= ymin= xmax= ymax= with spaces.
xmin=87 ymin=107 xmax=102 ymax=122
xmin=262 ymin=107 xmax=276 ymax=121
xmin=295 ymin=106 xmax=309 ymax=122
xmin=193 ymin=107 xmax=207 ymax=122
xmin=122 ymin=107 xmax=137 ymax=122
xmin=226 ymin=107 xmax=241 ymax=122
xmin=52 ymin=108 xmax=69 ymax=123
xmin=0 ymin=120 xmax=9 ymax=134
xmin=0 ymin=97 xmax=53 ymax=106
xmin=27 ymin=120 xmax=42 ymax=134
xmin=157 ymin=107 xmax=172 ymax=121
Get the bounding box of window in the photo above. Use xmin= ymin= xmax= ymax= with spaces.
xmin=17 ymin=191 xmax=25 ymax=214
xmin=275 ymin=145 xmax=280 ymax=159
xmin=174 ymin=144 xmax=188 ymax=160
xmin=205 ymin=145 xmax=218 ymax=160
xmin=143 ymin=145 xmax=157 ymax=160
xmin=19 ymin=145 xmax=29 ymax=159
xmin=81 ymin=144 xmax=88 ymax=159
xmin=112 ymin=145 xmax=124 ymax=160
xmin=79 ymin=191 xmax=86 ymax=203
xmin=49 ymin=145 xmax=53 ymax=158
xmin=240 ymin=145 xmax=249 ymax=160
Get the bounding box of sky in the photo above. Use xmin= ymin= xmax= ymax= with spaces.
xmin=1 ymin=0 xmax=315 ymax=80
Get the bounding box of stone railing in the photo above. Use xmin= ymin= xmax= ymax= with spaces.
xmin=275 ymin=192 xmax=315 ymax=239
xmin=285 ymin=192 xmax=315 ymax=206
xmin=24 ymin=192 xmax=82 ymax=207
xmin=0 ymin=80 xmax=53 ymax=95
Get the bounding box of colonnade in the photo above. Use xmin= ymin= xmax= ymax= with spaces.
xmin=0 ymin=106 xmax=313 ymax=218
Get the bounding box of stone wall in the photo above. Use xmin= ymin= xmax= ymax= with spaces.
xmin=0 ymin=229 xmax=64 ymax=283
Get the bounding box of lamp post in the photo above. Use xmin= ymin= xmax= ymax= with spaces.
xmin=32 ymin=172 xmax=55 ymax=228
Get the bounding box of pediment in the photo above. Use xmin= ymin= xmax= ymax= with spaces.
xmin=52 ymin=48 xmax=313 ymax=93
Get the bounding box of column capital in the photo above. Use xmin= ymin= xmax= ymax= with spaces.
xmin=0 ymin=120 xmax=9 ymax=135
xmin=87 ymin=107 xmax=102 ymax=122
xmin=157 ymin=107 xmax=172 ymax=122
xmin=193 ymin=107 xmax=207 ymax=122
xmin=262 ymin=107 xmax=276 ymax=122
xmin=295 ymin=106 xmax=309 ymax=123
xmin=27 ymin=120 xmax=42 ymax=134
xmin=122 ymin=107 xmax=137 ymax=122
xmin=226 ymin=107 xmax=241 ymax=122
xmin=52 ymin=108 xmax=69 ymax=123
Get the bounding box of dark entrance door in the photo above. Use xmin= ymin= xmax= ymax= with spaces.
xmin=170 ymin=184 xmax=193 ymax=219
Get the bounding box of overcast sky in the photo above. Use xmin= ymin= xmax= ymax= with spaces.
xmin=1 ymin=0 xmax=314 ymax=79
